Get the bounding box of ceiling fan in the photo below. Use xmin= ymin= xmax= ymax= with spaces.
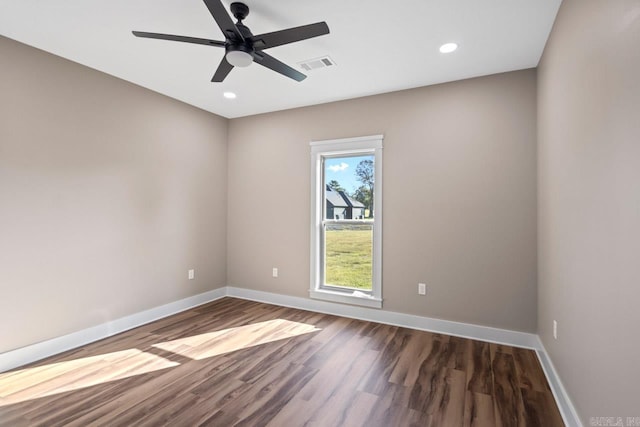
xmin=132 ymin=1 xmax=329 ymax=82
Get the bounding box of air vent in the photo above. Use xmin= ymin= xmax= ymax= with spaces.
xmin=298 ymin=56 xmax=336 ymax=71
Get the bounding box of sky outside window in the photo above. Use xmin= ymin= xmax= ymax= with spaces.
xmin=324 ymin=155 xmax=373 ymax=194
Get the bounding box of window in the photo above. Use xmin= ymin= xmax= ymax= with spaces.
xmin=310 ymin=135 xmax=383 ymax=308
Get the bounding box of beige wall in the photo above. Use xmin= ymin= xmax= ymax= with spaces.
xmin=0 ymin=36 xmax=228 ymax=353
xmin=228 ymin=69 xmax=538 ymax=332
xmin=538 ymin=0 xmax=640 ymax=422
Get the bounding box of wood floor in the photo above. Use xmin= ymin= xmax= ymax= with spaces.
xmin=0 ymin=298 xmax=564 ymax=426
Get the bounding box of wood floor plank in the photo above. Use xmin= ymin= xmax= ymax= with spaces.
xmin=298 ymin=334 xmax=371 ymax=402
xmin=360 ymin=389 xmax=433 ymax=427
xmin=463 ymin=391 xmax=495 ymax=427
xmin=272 ymin=349 xmax=379 ymax=427
xmin=359 ymin=326 xmax=414 ymax=396
xmin=363 ymin=322 xmax=399 ymax=351
xmin=0 ymin=297 xmax=564 ymax=426
xmin=63 ymin=356 xmax=232 ymax=426
xmin=407 ymin=338 xmax=457 ymax=414
xmin=209 ymin=361 xmax=316 ymax=426
xmin=513 ymin=346 xmax=549 ymax=392
xmin=317 ymin=389 xmax=380 ymax=427
xmin=388 ymin=330 xmax=435 ymax=386
xmin=466 ymin=340 xmax=494 ymax=395
xmin=492 ymin=351 xmax=527 ymax=427
xmin=521 ymin=388 xmax=565 ymax=427
xmin=23 ymin=372 xmax=166 ymax=426
xmin=429 ymin=368 xmax=466 ymax=426
xmin=264 ymin=396 xmax=315 ymax=426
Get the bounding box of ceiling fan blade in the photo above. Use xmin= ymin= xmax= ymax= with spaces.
xmin=212 ymin=56 xmax=234 ymax=82
xmin=203 ymin=0 xmax=244 ymax=41
xmin=132 ymin=31 xmax=225 ymax=47
xmin=250 ymin=22 xmax=329 ymax=50
xmin=254 ymin=52 xmax=306 ymax=82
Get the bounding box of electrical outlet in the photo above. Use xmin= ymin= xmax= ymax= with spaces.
xmin=188 ymin=269 xmax=195 ymax=280
xmin=272 ymin=267 xmax=278 ymax=278
xmin=418 ymin=283 xmax=426 ymax=295
xmin=553 ymin=320 xmax=558 ymax=339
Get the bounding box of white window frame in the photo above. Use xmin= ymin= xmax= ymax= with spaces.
xmin=309 ymin=135 xmax=383 ymax=309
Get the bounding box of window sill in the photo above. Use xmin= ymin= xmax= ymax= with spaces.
xmin=309 ymin=289 xmax=382 ymax=309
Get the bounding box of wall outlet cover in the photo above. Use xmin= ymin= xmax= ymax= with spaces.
xmin=418 ymin=283 xmax=426 ymax=295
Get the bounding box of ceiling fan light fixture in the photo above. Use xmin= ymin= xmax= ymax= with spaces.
xmin=439 ymin=42 xmax=458 ymax=54
xmin=226 ymin=50 xmax=253 ymax=67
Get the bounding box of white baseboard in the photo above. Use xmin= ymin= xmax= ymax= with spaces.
xmin=535 ymin=338 xmax=583 ymax=427
xmin=0 ymin=288 xmax=226 ymax=373
xmin=1 ymin=284 xmax=579 ymax=427
xmin=226 ymin=286 xmax=541 ymax=350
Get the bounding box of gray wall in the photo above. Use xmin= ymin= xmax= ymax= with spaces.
xmin=537 ymin=0 xmax=640 ymax=422
xmin=228 ymin=69 xmax=538 ymax=332
xmin=0 ymin=36 xmax=228 ymax=353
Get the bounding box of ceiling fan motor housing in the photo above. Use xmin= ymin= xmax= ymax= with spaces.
xmin=226 ymin=40 xmax=253 ymax=56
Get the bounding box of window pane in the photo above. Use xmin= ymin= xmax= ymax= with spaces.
xmin=324 ymin=223 xmax=372 ymax=291
xmin=324 ymin=155 xmax=374 ymax=220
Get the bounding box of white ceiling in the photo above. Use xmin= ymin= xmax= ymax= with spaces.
xmin=0 ymin=0 xmax=562 ymax=118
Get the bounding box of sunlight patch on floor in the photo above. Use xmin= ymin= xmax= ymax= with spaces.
xmin=152 ymin=318 xmax=321 ymax=360
xmin=0 ymin=318 xmax=320 ymax=406
xmin=0 ymin=349 xmax=178 ymax=405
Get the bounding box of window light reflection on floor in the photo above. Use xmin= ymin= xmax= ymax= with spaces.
xmin=0 ymin=319 xmax=321 ymax=406
xmin=0 ymin=349 xmax=178 ymax=405
xmin=152 ymin=318 xmax=321 ymax=360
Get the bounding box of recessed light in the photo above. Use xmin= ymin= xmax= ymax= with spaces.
xmin=223 ymin=91 xmax=237 ymax=99
xmin=439 ymin=42 xmax=458 ymax=54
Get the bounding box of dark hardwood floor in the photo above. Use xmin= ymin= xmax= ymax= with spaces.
xmin=0 ymin=298 xmax=564 ymax=426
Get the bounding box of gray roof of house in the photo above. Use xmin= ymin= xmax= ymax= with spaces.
xmin=339 ymin=191 xmax=365 ymax=208
xmin=326 ymin=187 xmax=348 ymax=207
